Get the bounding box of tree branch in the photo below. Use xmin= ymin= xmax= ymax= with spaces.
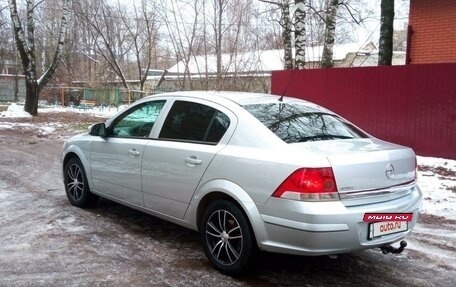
xmin=257 ymin=0 xmax=281 ymax=7
xmin=341 ymin=3 xmax=361 ymax=25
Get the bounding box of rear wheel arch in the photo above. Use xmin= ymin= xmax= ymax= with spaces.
xmin=196 ymin=192 xmax=258 ymax=247
xmin=187 ymin=180 xmax=269 ymax=249
xmin=197 ymin=192 xmax=236 ymax=230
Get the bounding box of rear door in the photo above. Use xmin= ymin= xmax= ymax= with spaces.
xmin=142 ymin=99 xmax=234 ymax=218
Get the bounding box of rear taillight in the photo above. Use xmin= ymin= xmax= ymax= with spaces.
xmin=272 ymin=168 xmax=339 ymax=201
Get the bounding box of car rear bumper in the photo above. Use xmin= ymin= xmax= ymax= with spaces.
xmin=255 ymin=185 xmax=422 ymax=255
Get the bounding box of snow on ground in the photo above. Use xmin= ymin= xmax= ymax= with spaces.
xmin=0 ymin=104 xmax=128 ymax=137
xmin=417 ymin=156 xmax=456 ymax=220
xmin=0 ymin=103 xmax=32 ymax=118
xmin=1 ymin=103 xmax=127 ymax=119
xmin=38 ymin=104 xmax=127 ymax=117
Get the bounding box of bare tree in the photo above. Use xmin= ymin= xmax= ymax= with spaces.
xmin=0 ymin=4 xmax=10 ymax=67
xmin=212 ymin=0 xmax=255 ymax=89
xmin=70 ymin=0 xmax=96 ymax=83
xmin=321 ymin=0 xmax=339 ymax=68
xmin=258 ymin=0 xmax=293 ymax=69
xmin=213 ymin=0 xmax=225 ymax=88
xmin=123 ymin=0 xmax=160 ymax=91
xmin=163 ymin=0 xmax=257 ymax=91
xmin=294 ymin=0 xmax=306 ymax=69
xmin=209 ymin=0 xmax=253 ymax=89
xmin=9 ymin=0 xmax=70 ymax=115
xmin=378 ymin=0 xmax=394 ymax=65
xmin=161 ymin=0 xmax=203 ymax=89
xmin=93 ymin=1 xmax=130 ymax=89
xmin=35 ymin=0 xmax=72 ymax=82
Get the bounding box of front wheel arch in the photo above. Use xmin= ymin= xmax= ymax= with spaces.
xmin=63 ymin=156 xmax=99 ymax=208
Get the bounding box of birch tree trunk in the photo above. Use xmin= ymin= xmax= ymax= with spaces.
xmin=321 ymin=0 xmax=339 ymax=68
xmin=282 ymin=0 xmax=293 ymax=69
xmin=294 ymin=0 xmax=306 ymax=69
xmin=378 ymin=0 xmax=394 ymax=66
xmin=9 ymin=0 xmax=70 ymax=116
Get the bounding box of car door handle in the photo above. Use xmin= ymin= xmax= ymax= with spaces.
xmin=128 ymin=149 xmax=141 ymax=157
xmin=185 ymin=156 xmax=202 ymax=166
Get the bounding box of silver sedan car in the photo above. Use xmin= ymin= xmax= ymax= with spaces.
xmin=62 ymin=91 xmax=422 ymax=275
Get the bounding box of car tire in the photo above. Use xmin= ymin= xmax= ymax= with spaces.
xmin=200 ymin=200 xmax=255 ymax=276
xmin=64 ymin=157 xmax=99 ymax=208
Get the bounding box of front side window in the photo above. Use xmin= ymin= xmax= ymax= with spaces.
xmin=244 ymin=103 xmax=366 ymax=143
xmin=159 ymin=101 xmax=230 ymax=144
xmin=110 ymin=100 xmax=166 ymax=138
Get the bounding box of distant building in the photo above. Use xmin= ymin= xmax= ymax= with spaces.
xmin=154 ymin=42 xmax=405 ymax=92
xmin=166 ymin=42 xmax=389 ymax=76
xmin=1 ymin=60 xmax=17 ymax=75
xmin=407 ymin=0 xmax=456 ymax=64
xmin=0 ymin=60 xmax=26 ymax=102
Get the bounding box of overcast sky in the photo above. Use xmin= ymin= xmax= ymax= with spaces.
xmin=351 ymin=0 xmax=409 ymax=45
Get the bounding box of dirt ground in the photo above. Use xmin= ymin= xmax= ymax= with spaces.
xmin=0 ymin=112 xmax=455 ymax=287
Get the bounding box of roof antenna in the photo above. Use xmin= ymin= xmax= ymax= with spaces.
xmin=278 ymin=70 xmax=296 ymax=102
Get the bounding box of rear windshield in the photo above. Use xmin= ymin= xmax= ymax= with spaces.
xmin=243 ymin=103 xmax=366 ymax=143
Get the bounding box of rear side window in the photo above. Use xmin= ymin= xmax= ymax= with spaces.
xmin=159 ymin=101 xmax=230 ymax=144
xmin=243 ymin=103 xmax=366 ymax=143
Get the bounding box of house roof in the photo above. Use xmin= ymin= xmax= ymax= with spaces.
xmin=166 ymin=42 xmax=377 ymax=75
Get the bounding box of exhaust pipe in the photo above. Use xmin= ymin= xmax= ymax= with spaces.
xmin=380 ymin=240 xmax=407 ymax=254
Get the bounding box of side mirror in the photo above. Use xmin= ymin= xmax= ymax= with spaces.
xmin=89 ymin=123 xmax=107 ymax=137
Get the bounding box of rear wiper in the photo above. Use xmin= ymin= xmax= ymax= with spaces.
xmin=299 ymin=135 xmax=354 ymax=142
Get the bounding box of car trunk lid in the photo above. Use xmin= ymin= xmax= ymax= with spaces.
xmin=291 ymin=138 xmax=417 ymax=206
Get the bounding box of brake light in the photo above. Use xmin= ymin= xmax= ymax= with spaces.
xmin=272 ymin=168 xmax=339 ymax=201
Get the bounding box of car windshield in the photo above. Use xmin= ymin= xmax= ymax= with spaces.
xmin=243 ymin=102 xmax=366 ymax=143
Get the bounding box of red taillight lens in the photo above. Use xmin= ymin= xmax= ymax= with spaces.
xmin=272 ymin=168 xmax=339 ymax=201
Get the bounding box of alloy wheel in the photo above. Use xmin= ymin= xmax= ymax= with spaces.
xmin=205 ymin=209 xmax=243 ymax=266
xmin=66 ymin=163 xmax=85 ymax=202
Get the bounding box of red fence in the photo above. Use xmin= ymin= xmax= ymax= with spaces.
xmin=271 ymin=63 xmax=456 ymax=159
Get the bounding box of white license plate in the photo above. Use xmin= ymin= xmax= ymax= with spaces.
xmin=369 ymin=221 xmax=408 ymax=239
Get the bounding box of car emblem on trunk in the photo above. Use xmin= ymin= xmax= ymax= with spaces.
xmin=385 ymin=163 xmax=395 ymax=179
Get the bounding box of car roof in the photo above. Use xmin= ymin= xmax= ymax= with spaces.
xmin=144 ymin=90 xmax=322 ymax=108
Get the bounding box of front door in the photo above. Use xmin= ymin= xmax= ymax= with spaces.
xmin=90 ymin=100 xmax=166 ymax=206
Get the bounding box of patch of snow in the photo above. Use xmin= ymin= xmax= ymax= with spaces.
xmin=0 ymin=124 xmax=13 ymax=130
xmin=39 ymin=126 xmax=56 ymax=135
xmin=1 ymin=103 xmax=127 ymax=120
xmin=417 ymin=156 xmax=456 ymax=220
xmin=406 ymin=221 xmax=456 ymax=270
xmin=0 ymin=122 xmax=33 ymax=129
xmin=0 ymin=104 xmax=32 ymax=118
xmin=39 ymin=105 xmax=127 ymax=118
xmin=417 ymin=156 xmax=456 ymax=170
